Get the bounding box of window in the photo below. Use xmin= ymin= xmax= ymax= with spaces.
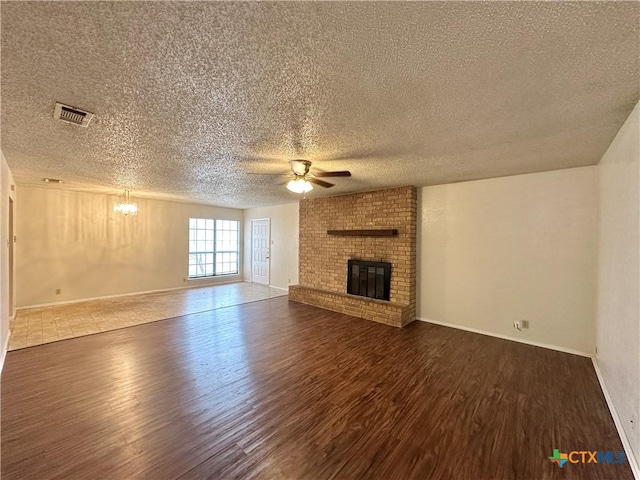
xmin=188 ymin=218 xmax=239 ymax=278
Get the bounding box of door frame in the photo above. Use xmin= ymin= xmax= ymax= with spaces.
xmin=251 ymin=218 xmax=271 ymax=285
xmin=8 ymin=196 xmax=14 ymax=316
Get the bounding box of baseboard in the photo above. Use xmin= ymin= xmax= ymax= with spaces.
xmin=592 ymin=358 xmax=639 ymax=480
xmin=417 ymin=317 xmax=593 ymax=358
xmin=0 ymin=330 xmax=10 ymax=375
xmin=269 ymin=285 xmax=289 ymax=292
xmin=17 ymin=279 xmax=243 ymax=310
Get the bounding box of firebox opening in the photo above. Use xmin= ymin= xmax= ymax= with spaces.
xmin=347 ymin=259 xmax=391 ymax=301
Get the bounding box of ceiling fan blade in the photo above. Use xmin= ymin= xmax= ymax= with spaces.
xmin=309 ymin=178 xmax=334 ymax=188
xmin=313 ymin=171 xmax=351 ymax=177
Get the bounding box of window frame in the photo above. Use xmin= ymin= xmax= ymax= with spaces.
xmin=188 ymin=218 xmax=239 ymax=279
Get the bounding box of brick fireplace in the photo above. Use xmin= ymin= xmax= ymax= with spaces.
xmin=289 ymin=186 xmax=417 ymax=327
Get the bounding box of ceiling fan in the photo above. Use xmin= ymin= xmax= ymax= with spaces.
xmin=284 ymin=160 xmax=351 ymax=193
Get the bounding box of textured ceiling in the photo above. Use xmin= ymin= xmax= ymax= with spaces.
xmin=1 ymin=2 xmax=639 ymax=208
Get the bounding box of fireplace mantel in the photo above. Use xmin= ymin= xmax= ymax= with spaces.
xmin=327 ymin=229 xmax=398 ymax=237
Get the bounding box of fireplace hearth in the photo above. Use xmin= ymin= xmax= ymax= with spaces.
xmin=347 ymin=259 xmax=391 ymax=301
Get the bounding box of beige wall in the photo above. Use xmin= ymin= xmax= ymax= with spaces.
xmin=1 ymin=151 xmax=16 ymax=357
xmin=418 ymin=166 xmax=597 ymax=355
xmin=596 ymin=101 xmax=639 ymax=467
xmin=16 ymin=186 xmax=243 ymax=307
xmin=242 ymin=203 xmax=299 ymax=290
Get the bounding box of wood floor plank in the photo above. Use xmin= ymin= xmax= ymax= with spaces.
xmin=1 ymin=297 xmax=633 ymax=479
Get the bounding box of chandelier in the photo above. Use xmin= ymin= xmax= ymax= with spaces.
xmin=114 ymin=190 xmax=138 ymax=216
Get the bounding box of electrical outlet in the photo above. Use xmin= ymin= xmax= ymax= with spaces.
xmin=513 ymin=320 xmax=521 ymax=331
xmin=55 ymin=289 xmax=61 ymax=295
xmin=521 ymin=320 xmax=529 ymax=329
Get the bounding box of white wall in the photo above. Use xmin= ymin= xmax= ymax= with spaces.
xmin=596 ymin=101 xmax=639 ymax=469
xmin=1 ymin=151 xmax=16 ymax=359
xmin=243 ymin=203 xmax=299 ymax=290
xmin=418 ymin=166 xmax=597 ymax=355
xmin=16 ymin=186 xmax=243 ymax=307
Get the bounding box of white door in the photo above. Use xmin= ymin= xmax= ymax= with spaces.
xmin=251 ymin=218 xmax=270 ymax=285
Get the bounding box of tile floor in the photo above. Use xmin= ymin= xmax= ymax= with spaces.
xmin=9 ymin=282 xmax=287 ymax=351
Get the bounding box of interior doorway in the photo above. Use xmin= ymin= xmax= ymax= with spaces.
xmin=251 ymin=218 xmax=270 ymax=285
xmin=9 ymin=197 xmax=14 ymax=315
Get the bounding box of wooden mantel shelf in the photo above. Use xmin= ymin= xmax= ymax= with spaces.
xmin=327 ymin=229 xmax=398 ymax=237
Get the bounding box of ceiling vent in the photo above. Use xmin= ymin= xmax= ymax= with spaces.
xmin=53 ymin=102 xmax=94 ymax=127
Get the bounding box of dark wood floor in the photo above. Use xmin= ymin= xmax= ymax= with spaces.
xmin=1 ymin=297 xmax=633 ymax=480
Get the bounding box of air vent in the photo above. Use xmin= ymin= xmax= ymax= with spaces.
xmin=53 ymin=102 xmax=94 ymax=127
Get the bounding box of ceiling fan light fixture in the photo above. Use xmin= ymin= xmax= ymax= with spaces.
xmin=286 ymin=177 xmax=313 ymax=194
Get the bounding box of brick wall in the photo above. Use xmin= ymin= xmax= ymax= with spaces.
xmin=289 ymin=186 xmax=417 ymax=327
